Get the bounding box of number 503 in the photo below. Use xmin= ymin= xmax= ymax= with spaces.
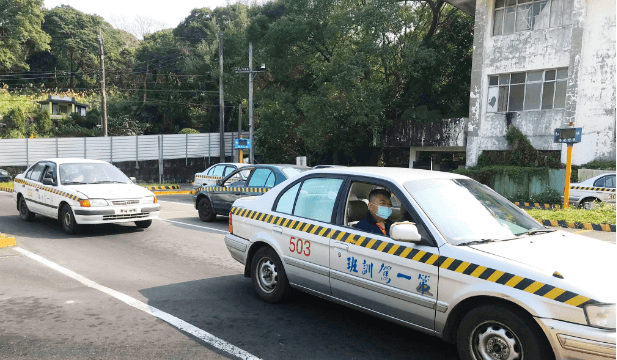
xmin=289 ymin=236 xmax=311 ymax=256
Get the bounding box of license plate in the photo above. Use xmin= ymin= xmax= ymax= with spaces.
xmin=120 ymin=208 xmax=137 ymax=214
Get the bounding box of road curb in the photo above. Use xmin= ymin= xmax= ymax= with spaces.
xmin=0 ymin=186 xmax=14 ymax=193
xmin=515 ymin=202 xmax=561 ymax=210
xmin=152 ymin=190 xmax=192 ymax=195
xmin=144 ymin=185 xmax=181 ymax=190
xmin=0 ymin=233 xmax=16 ymax=248
xmin=534 ymin=218 xmax=616 ymax=232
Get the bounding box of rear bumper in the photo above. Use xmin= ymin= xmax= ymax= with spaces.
xmin=224 ymin=233 xmax=250 ymax=265
xmin=536 ymin=318 xmax=616 ymax=359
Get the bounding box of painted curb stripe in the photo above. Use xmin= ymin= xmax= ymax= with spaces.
xmin=536 ymin=218 xmax=616 ymax=232
xmin=0 ymin=186 xmax=14 ymax=193
xmin=0 ymin=233 xmax=16 ymax=248
xmin=14 ymin=178 xmax=82 ymax=201
xmin=570 ymin=186 xmax=616 ymax=192
xmin=145 ymin=185 xmax=180 ymax=190
xmin=196 ymin=186 xmax=269 ymax=194
xmin=151 ymin=190 xmax=192 ymax=195
xmin=231 ymin=206 xmax=599 ymax=309
xmin=515 ymin=202 xmax=561 ymax=210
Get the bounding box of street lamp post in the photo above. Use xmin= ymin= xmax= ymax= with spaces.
xmin=234 ymin=43 xmax=265 ymax=164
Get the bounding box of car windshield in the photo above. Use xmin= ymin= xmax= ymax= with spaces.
xmin=404 ymin=179 xmax=544 ymax=245
xmin=60 ymin=163 xmax=131 ymax=185
xmin=281 ymin=167 xmax=309 ymax=179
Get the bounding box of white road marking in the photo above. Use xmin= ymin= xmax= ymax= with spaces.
xmin=13 ymin=247 xmax=260 ymax=360
xmin=157 ymin=218 xmax=228 ymax=234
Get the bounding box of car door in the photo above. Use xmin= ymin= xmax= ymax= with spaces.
xmin=270 ymin=175 xmax=347 ymax=295
xmin=23 ymin=162 xmax=47 ymax=214
xmin=39 ymin=163 xmax=59 ymax=217
xmin=328 ymin=177 xmax=439 ymax=330
xmin=212 ymin=167 xmax=254 ymax=214
xmin=594 ymin=175 xmax=616 ymax=204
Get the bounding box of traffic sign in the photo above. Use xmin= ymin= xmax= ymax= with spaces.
xmin=234 ymin=138 xmax=251 ymax=149
xmin=553 ymin=127 xmax=582 ymax=143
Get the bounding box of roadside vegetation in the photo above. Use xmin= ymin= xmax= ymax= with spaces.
xmin=525 ymin=202 xmax=616 ymax=225
xmin=0 ymin=181 xmax=13 ymax=189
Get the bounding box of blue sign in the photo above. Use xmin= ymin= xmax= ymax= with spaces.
xmin=234 ymin=138 xmax=251 ymax=149
xmin=553 ymin=128 xmax=582 ymax=144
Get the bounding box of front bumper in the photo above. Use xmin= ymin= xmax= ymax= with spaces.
xmin=536 ymin=318 xmax=616 ymax=359
xmin=224 ymin=233 xmax=250 ymax=265
xmin=74 ymin=204 xmax=161 ymax=224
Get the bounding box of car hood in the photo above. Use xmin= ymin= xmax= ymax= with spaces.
xmin=469 ymin=231 xmax=616 ymax=301
xmin=67 ymin=184 xmax=153 ymax=200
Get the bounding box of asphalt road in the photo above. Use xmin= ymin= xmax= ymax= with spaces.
xmin=0 ymin=192 xmax=459 ymax=360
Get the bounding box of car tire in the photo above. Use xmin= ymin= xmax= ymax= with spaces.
xmin=198 ymin=197 xmax=216 ymax=222
xmin=18 ymin=196 xmax=35 ymax=221
xmin=456 ymin=304 xmax=553 ymax=360
xmin=250 ymin=247 xmax=291 ymax=303
xmin=135 ymin=220 xmax=152 ymax=228
xmin=60 ymin=204 xmax=81 ymax=235
xmin=580 ymin=198 xmax=600 ymax=210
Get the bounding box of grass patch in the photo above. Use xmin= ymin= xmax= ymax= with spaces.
xmin=0 ymin=181 xmax=14 ymax=189
xmin=525 ymin=202 xmax=616 ymax=224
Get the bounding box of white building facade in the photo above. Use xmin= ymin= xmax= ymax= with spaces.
xmin=449 ymin=0 xmax=615 ymax=166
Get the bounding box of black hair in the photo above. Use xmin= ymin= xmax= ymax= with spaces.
xmin=368 ymin=188 xmax=391 ymax=203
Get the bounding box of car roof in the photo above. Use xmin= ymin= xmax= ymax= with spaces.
xmin=34 ymin=158 xmax=111 ymax=165
xmin=578 ymin=172 xmax=616 ymax=184
xmin=305 ymin=166 xmax=467 ymax=184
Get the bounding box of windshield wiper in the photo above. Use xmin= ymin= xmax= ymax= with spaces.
xmin=95 ymin=180 xmax=126 ymax=184
xmin=458 ymin=239 xmax=500 ymax=246
xmin=64 ymin=181 xmax=88 ymax=185
xmin=519 ymin=228 xmax=556 ymax=236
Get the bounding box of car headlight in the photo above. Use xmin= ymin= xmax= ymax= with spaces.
xmin=585 ymin=303 xmax=615 ymax=330
xmin=142 ymin=196 xmax=157 ymax=204
xmin=89 ymin=199 xmax=109 ymax=207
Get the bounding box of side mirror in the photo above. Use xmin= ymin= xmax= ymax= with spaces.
xmin=390 ymin=222 xmax=422 ymax=243
xmin=129 ymin=177 xmax=137 ymax=183
xmin=42 ymin=177 xmax=56 ymax=186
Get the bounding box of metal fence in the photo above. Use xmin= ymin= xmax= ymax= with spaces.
xmin=0 ymin=132 xmax=249 ymax=167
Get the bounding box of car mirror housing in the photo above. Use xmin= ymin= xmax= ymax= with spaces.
xmin=42 ymin=178 xmax=56 ymax=186
xmin=390 ymin=222 xmax=422 ymax=243
xmin=129 ymin=177 xmax=137 ymax=183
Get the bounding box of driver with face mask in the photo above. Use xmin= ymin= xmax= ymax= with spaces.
xmin=355 ymin=188 xmax=394 ymax=237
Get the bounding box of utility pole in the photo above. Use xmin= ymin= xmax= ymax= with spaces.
xmin=218 ymin=32 xmax=225 ymax=162
xmin=234 ymin=43 xmax=265 ymax=164
xmin=238 ymin=103 xmax=243 ymax=163
xmin=98 ymin=28 xmax=108 ymax=137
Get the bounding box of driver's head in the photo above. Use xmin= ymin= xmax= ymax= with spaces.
xmin=368 ymin=189 xmax=392 ymax=221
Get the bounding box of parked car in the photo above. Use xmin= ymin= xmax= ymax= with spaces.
xmin=192 ymin=163 xmax=250 ymax=191
xmin=567 ymin=172 xmax=616 ymax=209
xmin=0 ymin=169 xmax=11 ymax=182
xmin=193 ymin=164 xmax=310 ymax=222
xmin=13 ymin=158 xmax=160 ymax=234
xmin=225 ymin=166 xmax=615 ymax=360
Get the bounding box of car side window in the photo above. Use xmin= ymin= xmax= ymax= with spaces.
xmin=24 ymin=165 xmax=34 ymax=179
xmin=276 ymin=182 xmax=301 ymax=214
xmin=264 ymin=172 xmax=275 ymax=188
xmin=206 ymin=166 xmax=215 ymax=175
xmin=293 ymin=178 xmax=343 ymax=223
xmin=248 ymin=169 xmax=274 ymax=187
xmin=224 ymin=169 xmax=251 ymax=186
xmin=43 ymin=163 xmax=57 ymax=181
xmin=27 ymin=162 xmax=46 ymax=182
xmin=594 ymin=176 xmax=606 ymax=187
xmin=223 ymin=166 xmax=236 ymax=177
xmin=605 ymin=175 xmax=616 ymax=188
xmin=212 ymin=165 xmax=225 ymax=177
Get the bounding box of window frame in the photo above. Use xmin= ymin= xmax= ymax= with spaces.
xmin=27 ymin=162 xmax=47 ymax=182
xmin=272 ymin=173 xmax=348 ymax=225
xmin=487 ymin=68 xmax=568 ymax=113
xmin=493 ymin=0 xmax=569 ymax=37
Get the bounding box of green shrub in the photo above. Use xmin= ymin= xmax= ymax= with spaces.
xmin=37 ymin=108 xmax=53 ymax=136
xmin=453 ymin=165 xmax=549 ymax=185
xmin=526 ymin=202 xmax=616 ymax=224
xmin=178 ymin=128 xmax=199 ymax=134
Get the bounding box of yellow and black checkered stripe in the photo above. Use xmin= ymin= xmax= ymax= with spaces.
xmin=145 ymin=185 xmax=180 ymax=190
xmin=535 ymin=218 xmax=616 ymax=232
xmin=195 ymin=175 xmax=242 ymax=182
xmin=14 ymin=178 xmax=82 ymax=201
xmin=231 ymin=206 xmax=599 ymax=309
xmin=570 ymin=186 xmax=615 ymax=192
xmin=515 ymin=202 xmax=561 ymax=210
xmin=197 ymin=186 xmax=269 ymax=194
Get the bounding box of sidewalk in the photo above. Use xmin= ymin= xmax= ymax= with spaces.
xmin=552 ymin=227 xmax=615 ymax=244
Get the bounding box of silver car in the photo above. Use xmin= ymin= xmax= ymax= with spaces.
xmin=225 ymin=167 xmax=615 ymax=360
xmin=567 ymin=173 xmax=616 ymax=209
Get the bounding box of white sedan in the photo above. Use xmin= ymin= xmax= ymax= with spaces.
xmin=192 ymin=163 xmax=249 ymax=191
xmin=568 ymin=172 xmax=616 ymax=209
xmin=225 ymin=167 xmax=615 ymax=360
xmin=13 ymin=158 xmax=160 ymax=234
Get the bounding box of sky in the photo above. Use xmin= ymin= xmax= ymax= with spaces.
xmin=43 ymin=0 xmax=245 ymax=30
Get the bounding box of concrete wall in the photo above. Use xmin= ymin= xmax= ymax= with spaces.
xmin=491 ymin=169 xmax=566 ymax=199
xmin=466 ymin=0 xmax=615 ymax=166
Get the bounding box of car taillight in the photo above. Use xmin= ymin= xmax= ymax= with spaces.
xmin=228 ymin=212 xmax=233 ymax=233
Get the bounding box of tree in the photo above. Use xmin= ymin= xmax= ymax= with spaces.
xmin=0 ymin=0 xmax=50 ymax=72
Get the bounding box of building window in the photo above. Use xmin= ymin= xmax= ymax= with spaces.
xmin=487 ymin=68 xmax=567 ymax=112
xmin=493 ymin=0 xmax=573 ymax=36
xmin=59 ymin=104 xmax=68 ymax=114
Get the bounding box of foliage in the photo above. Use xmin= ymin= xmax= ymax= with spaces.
xmin=36 ymin=107 xmax=52 ymax=135
xmin=108 ymin=114 xmax=147 ymax=136
xmin=0 ymin=0 xmax=50 ymax=72
xmin=2 ymin=107 xmax=27 ymax=135
xmin=506 ymin=189 xmax=562 ymax=204
xmin=525 ymin=202 xmax=616 ymax=225
xmin=580 ymin=160 xmax=616 ymax=170
xmin=453 ymin=165 xmax=550 ymax=185
xmin=0 ymin=181 xmax=14 ymax=189
xmin=178 ymin=128 xmax=199 ymax=134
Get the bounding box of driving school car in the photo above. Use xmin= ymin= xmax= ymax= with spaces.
xmin=567 ymin=173 xmax=616 ymax=209
xmin=13 ymin=158 xmax=160 ymax=234
xmin=192 ymin=163 xmax=249 ymax=191
xmin=224 ymin=167 xmax=615 ymax=360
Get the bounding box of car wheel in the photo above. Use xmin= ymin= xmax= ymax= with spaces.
xmin=60 ymin=204 xmax=81 ymax=234
xmin=18 ymin=196 xmax=35 ymax=221
xmin=198 ymin=197 xmax=216 ymax=222
xmin=456 ymin=304 xmax=553 ymax=360
xmin=251 ymin=247 xmax=291 ymax=303
xmin=135 ymin=220 xmax=152 ymax=228
xmin=580 ymin=198 xmax=600 ymax=210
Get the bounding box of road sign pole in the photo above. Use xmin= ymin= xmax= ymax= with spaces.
xmin=563 ymin=143 xmax=573 ymax=209
xmin=248 ymin=42 xmax=254 ymax=164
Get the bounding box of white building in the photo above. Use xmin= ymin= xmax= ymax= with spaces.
xmin=446 ymin=0 xmax=615 ymax=166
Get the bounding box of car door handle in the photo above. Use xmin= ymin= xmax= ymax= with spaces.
xmin=333 ymin=243 xmax=349 ymax=252
xmin=272 ymin=226 xmax=283 ymax=234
